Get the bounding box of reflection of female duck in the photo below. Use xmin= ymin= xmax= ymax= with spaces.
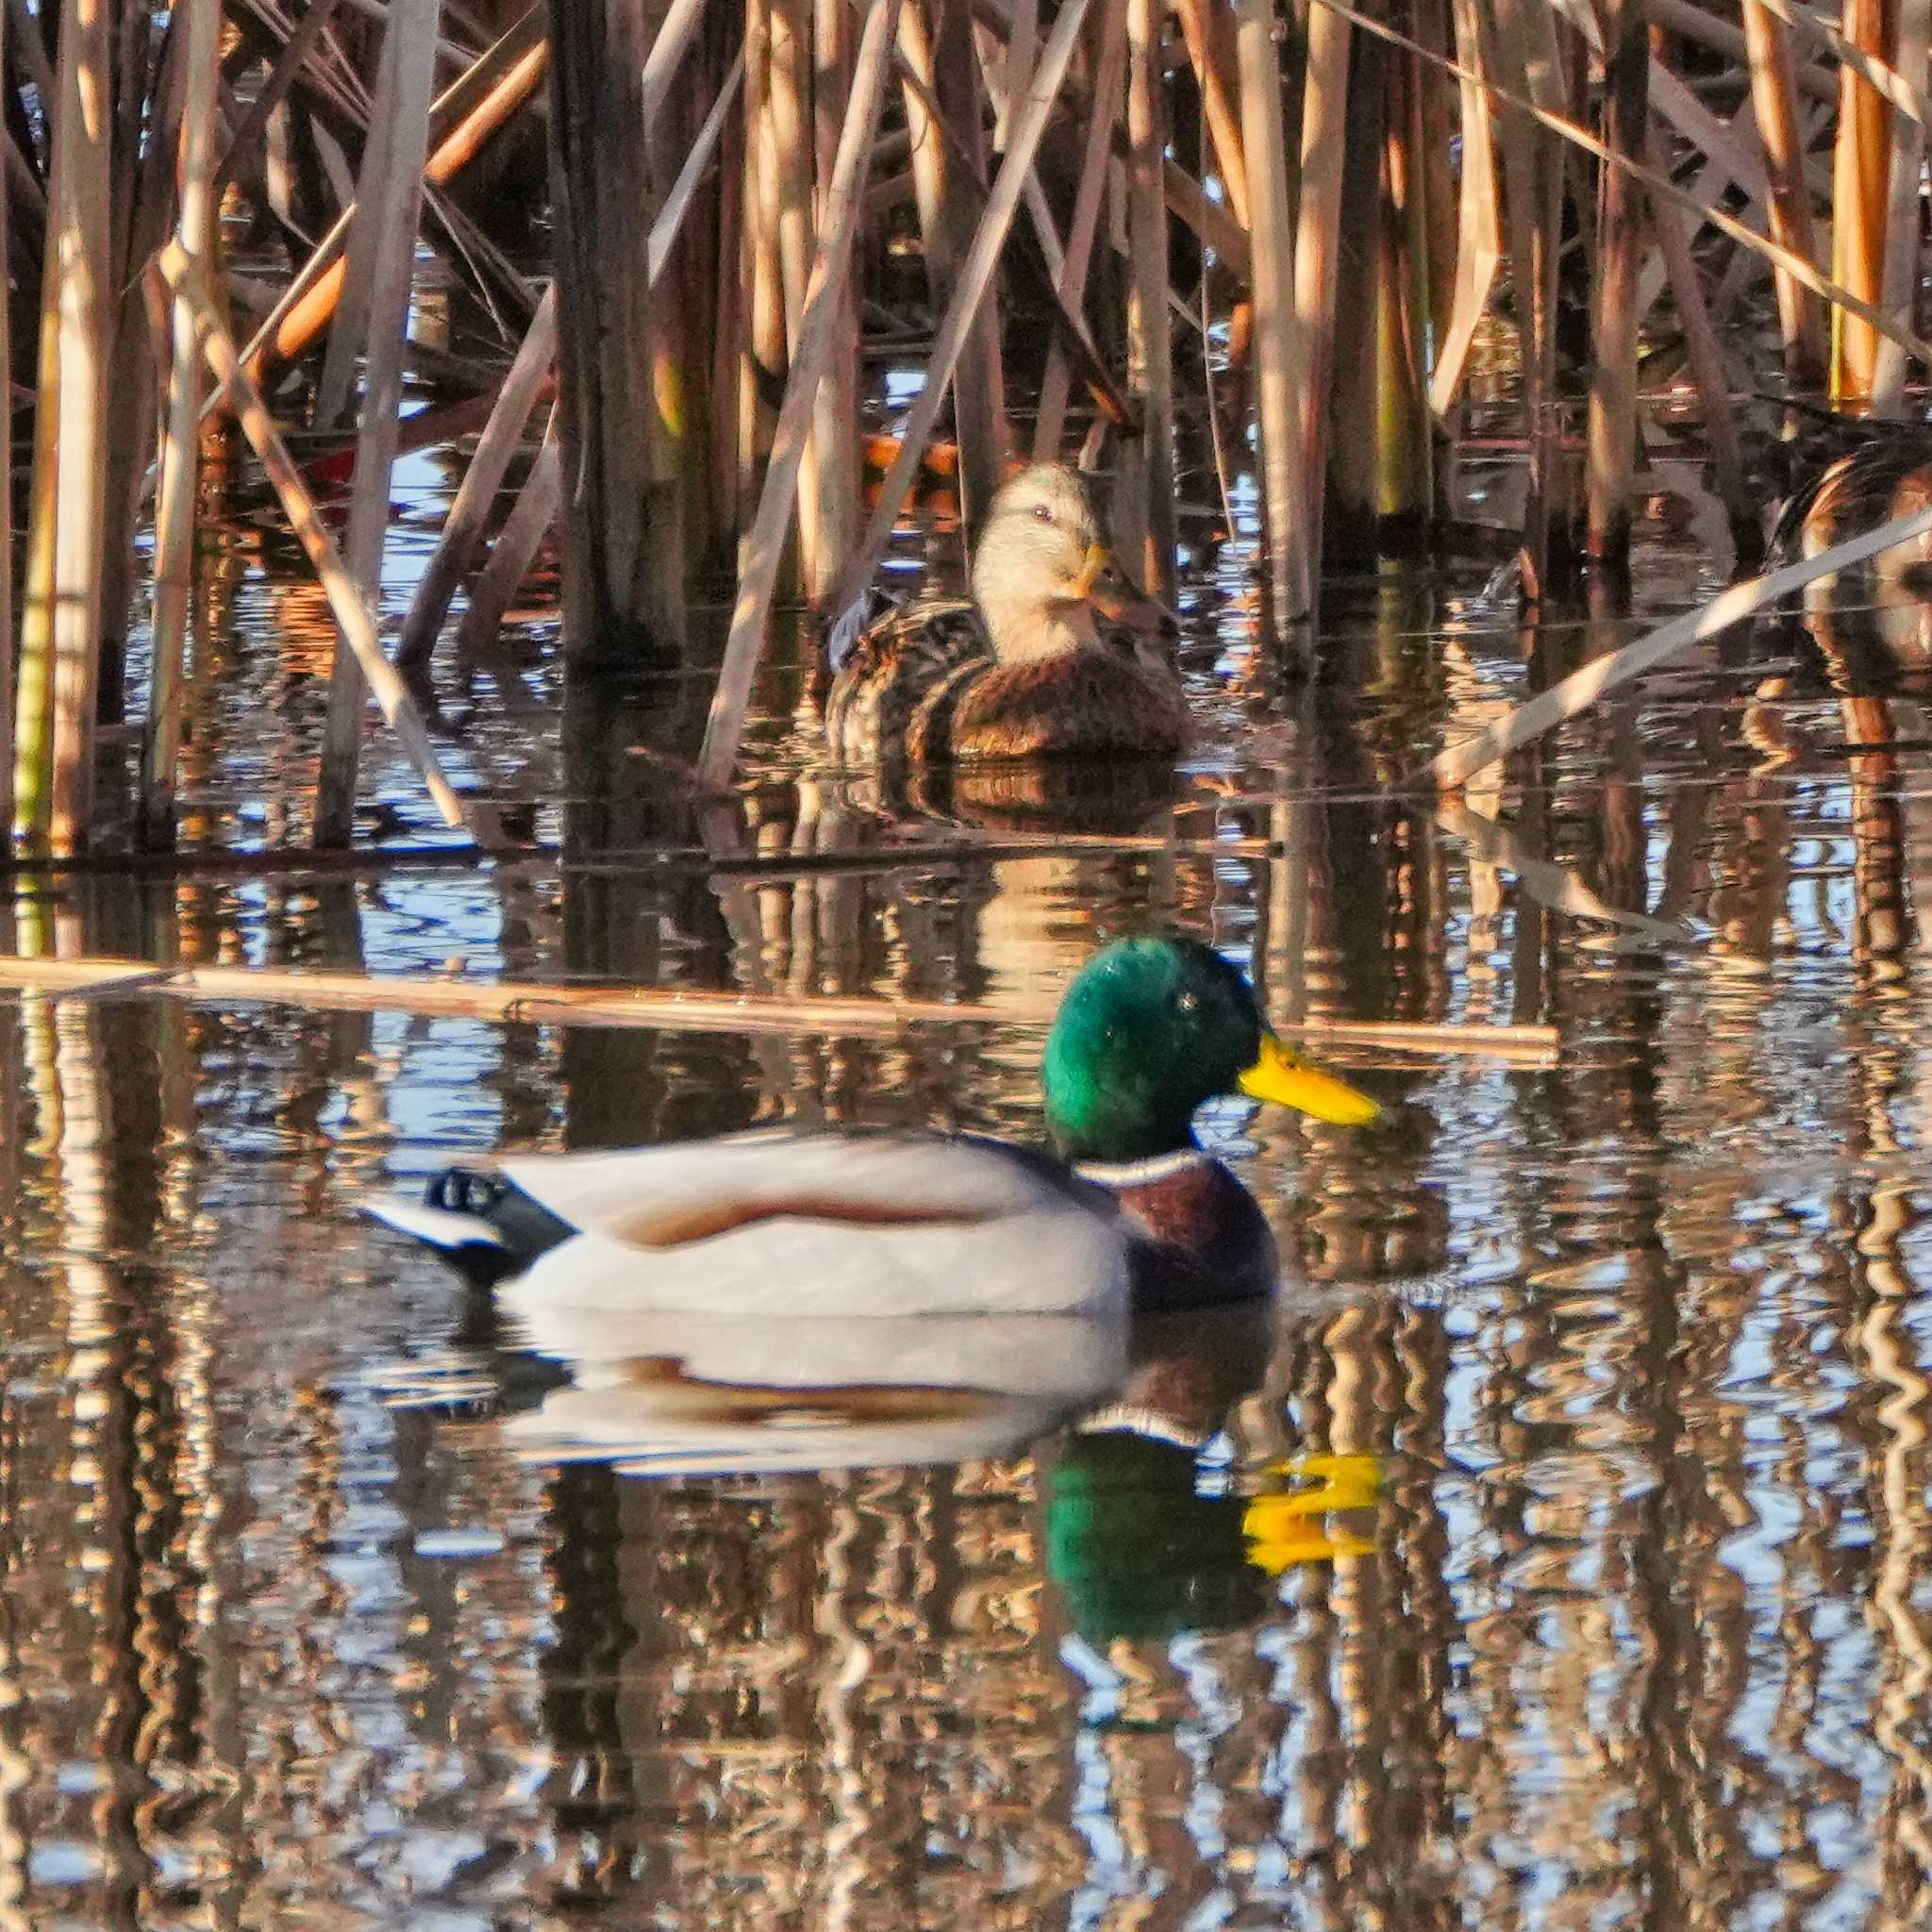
xmin=825 ymin=464 xmax=1191 ymax=764
xmin=369 ymin=935 xmax=1381 ymax=1317
xmin=1764 ymin=429 xmax=1932 ymax=690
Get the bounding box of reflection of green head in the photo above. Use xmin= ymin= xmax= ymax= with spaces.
xmin=1046 ymin=1431 xmax=1269 ymax=1644
xmin=1041 ymin=936 xmax=1265 ymax=1163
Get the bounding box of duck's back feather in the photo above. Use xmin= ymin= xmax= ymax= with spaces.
xmin=825 ymin=596 xmax=1189 ymax=764
xmin=486 ymin=1128 xmax=1132 ymax=1319
xmin=824 ymin=596 xmax=992 ymax=765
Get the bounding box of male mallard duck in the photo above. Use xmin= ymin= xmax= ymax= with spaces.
xmin=825 ymin=463 xmax=1191 ymax=764
xmin=366 ymin=935 xmax=1381 ymax=1318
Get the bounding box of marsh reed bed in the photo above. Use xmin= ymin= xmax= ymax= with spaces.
xmin=3 ymin=0 xmax=1932 ymax=858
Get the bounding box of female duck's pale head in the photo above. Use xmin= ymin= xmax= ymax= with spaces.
xmin=1042 ymin=935 xmax=1382 ymax=1164
xmin=971 ymin=463 xmax=1113 ymax=663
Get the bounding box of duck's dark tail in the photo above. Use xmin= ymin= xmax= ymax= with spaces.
xmin=364 ymin=1166 xmax=575 ymax=1285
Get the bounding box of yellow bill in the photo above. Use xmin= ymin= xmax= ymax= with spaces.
xmin=1069 ymin=542 xmax=1110 ymax=600
xmin=1237 ymin=1032 xmax=1382 ymax=1125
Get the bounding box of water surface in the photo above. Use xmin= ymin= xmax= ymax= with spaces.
xmin=2 ymin=437 xmax=1931 ymax=1929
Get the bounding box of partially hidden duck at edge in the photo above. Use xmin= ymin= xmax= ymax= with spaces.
xmin=367 ymin=936 xmax=1384 ymax=1319
xmin=824 ymin=462 xmax=1191 ymax=764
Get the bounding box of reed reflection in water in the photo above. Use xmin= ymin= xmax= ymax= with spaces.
xmin=4 ymin=625 xmax=1932 ymax=1926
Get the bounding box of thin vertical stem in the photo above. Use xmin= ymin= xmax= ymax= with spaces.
xmin=1832 ymin=0 xmax=1892 ymax=401
xmin=1031 ymin=0 xmax=1124 ymax=460
xmin=0 ymin=0 xmax=12 ymax=841
xmin=313 ymin=0 xmax=442 ymax=847
xmin=820 ymin=0 xmax=1093 ymax=629
xmin=1123 ymin=0 xmax=1176 ymax=592
xmin=1235 ymin=0 xmax=1309 ymax=658
xmin=1872 ymin=0 xmax=1931 ymax=414
xmin=142 ymin=0 xmax=225 ymax=847
xmin=1585 ymin=0 xmax=1648 ymax=567
xmin=699 ymin=0 xmax=903 ymax=789
xmin=40 ymin=0 xmax=113 ymax=854
xmin=1740 ymin=0 xmax=1826 ymax=390
xmin=809 ymin=0 xmax=858 ymax=604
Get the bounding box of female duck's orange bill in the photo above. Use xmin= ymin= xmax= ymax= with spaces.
xmin=1236 ymin=1033 xmax=1382 ymax=1125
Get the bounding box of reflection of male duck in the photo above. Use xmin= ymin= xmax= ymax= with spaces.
xmin=491 ymin=1307 xmax=1129 ymax=1476
xmin=1048 ymin=1305 xmax=1380 ymax=1644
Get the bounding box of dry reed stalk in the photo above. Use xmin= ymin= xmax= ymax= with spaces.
xmin=890 ymin=31 xmax=1134 ymax=437
xmin=708 ymin=65 xmax=746 ymax=557
xmin=1583 ymin=0 xmax=1649 ymax=567
xmin=810 ymin=0 xmax=859 ymax=607
xmin=1831 ymin=0 xmax=1891 ymax=400
xmin=822 ymin=0 xmax=1092 ymax=631
xmin=900 ymin=0 xmax=1008 ymax=530
xmin=1424 ymin=498 xmax=1932 ymax=788
xmin=1292 ymin=0 xmax=1353 ymax=625
xmin=698 ymin=0 xmax=902 ymax=791
xmin=1646 ymin=125 xmax=1745 ymax=520
xmin=99 ymin=16 xmax=193 ymax=685
xmin=1121 ymin=0 xmax=1176 ymax=594
xmin=1483 ymin=0 xmax=1566 ymax=595
xmin=4 ymin=0 xmax=53 ymax=105
xmin=549 ymin=0 xmax=685 ymax=663
xmin=1871 ymin=0 xmax=1930 ymax=413
xmin=242 ymin=16 xmax=549 ymax=385
xmin=1174 ymin=0 xmax=1250 ymax=227
xmin=1740 ymin=0 xmax=1826 ymax=385
xmin=1640 ymin=0 xmax=1828 ymax=102
xmin=158 ymin=247 xmax=482 ymax=840
xmin=1429 ymin=0 xmax=1501 ymax=414
xmin=214 ymin=0 xmax=345 ymax=192
xmin=640 ymin=0 xmax=710 ymax=118
xmin=1031 ymin=0 xmax=1125 ymax=459
xmin=1326 ymin=0 xmax=1932 ymax=374
xmin=453 ymin=412 xmax=561 ymax=658
xmin=312 ymin=0 xmax=441 ymax=847
xmin=1233 ymin=0 xmax=1308 ymax=658
xmin=1380 ymin=33 xmax=1433 ymax=533
xmin=0 ymin=0 xmax=11 ymax=839
xmin=770 ymin=0 xmax=820 ymax=596
xmin=13 ymin=0 xmax=114 ymax=854
xmin=391 ymin=284 xmax=558 ymax=674
xmin=740 ymin=0 xmax=783 ymax=530
xmin=0 ymin=950 xmax=1561 ymax=1058
xmin=142 ymin=0 xmax=225 ymax=848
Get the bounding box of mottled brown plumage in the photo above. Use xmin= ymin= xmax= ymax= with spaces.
xmin=825 ymin=464 xmax=1189 ymax=765
xmin=1765 ymin=429 xmax=1932 ymax=690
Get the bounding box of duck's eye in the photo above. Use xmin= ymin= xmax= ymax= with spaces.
xmin=1031 ymin=503 xmax=1055 ymax=523
xmin=1175 ymin=991 xmax=1199 ymax=1015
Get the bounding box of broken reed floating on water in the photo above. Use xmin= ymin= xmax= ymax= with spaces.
xmin=0 ymin=953 xmax=1561 ymax=1062
xmin=5 ymin=0 xmax=1932 ymax=857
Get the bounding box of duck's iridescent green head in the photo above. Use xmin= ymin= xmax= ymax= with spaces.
xmin=1041 ymin=935 xmax=1381 ymax=1163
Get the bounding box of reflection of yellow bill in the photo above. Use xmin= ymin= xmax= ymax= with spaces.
xmin=1238 ymin=1033 xmax=1383 ymax=1126
xmin=1242 ymin=1452 xmax=1383 ymax=1576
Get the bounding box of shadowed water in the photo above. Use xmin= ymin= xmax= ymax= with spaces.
xmin=3 ymin=444 xmax=1932 ymax=1928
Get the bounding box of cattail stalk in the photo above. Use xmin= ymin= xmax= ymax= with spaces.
xmin=142 ymin=0 xmax=225 ymax=846
xmin=313 ymin=0 xmax=442 ymax=846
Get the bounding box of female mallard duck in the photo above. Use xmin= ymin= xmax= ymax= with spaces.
xmin=1763 ymin=426 xmax=1932 ymax=689
xmin=825 ymin=463 xmax=1191 ymax=764
xmin=367 ymin=935 xmax=1381 ymax=1317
